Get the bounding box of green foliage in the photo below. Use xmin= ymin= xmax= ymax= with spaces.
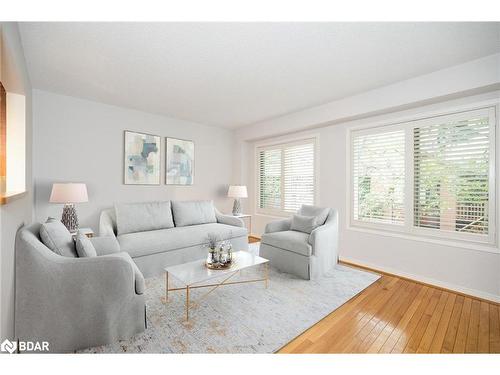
xmin=355 ymin=118 xmax=489 ymax=234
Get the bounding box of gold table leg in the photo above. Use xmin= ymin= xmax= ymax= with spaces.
xmin=165 ymin=271 xmax=169 ymax=302
xmin=265 ymin=262 xmax=269 ymax=289
xmin=186 ymin=285 xmax=190 ymax=321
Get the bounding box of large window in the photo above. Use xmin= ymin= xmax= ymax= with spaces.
xmin=353 ymin=129 xmax=405 ymax=225
xmin=0 ymin=80 xmax=27 ymax=204
xmin=351 ymin=107 xmax=496 ymax=245
xmin=257 ymin=138 xmax=316 ymax=215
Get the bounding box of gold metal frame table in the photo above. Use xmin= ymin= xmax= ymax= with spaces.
xmin=162 ymin=251 xmax=269 ymax=321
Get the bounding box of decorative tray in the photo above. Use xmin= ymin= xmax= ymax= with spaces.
xmin=205 ymin=261 xmax=234 ymax=270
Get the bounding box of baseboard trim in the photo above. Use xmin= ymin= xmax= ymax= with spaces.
xmin=339 ymin=256 xmax=500 ymax=304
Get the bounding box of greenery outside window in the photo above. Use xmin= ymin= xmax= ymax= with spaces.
xmin=350 ymin=107 xmax=496 ymax=245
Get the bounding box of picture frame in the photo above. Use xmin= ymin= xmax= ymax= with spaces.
xmin=123 ymin=130 xmax=161 ymax=185
xmin=165 ymin=137 xmax=194 ymax=185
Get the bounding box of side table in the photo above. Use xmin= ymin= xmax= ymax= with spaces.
xmin=71 ymin=227 xmax=94 ymax=239
xmin=234 ymin=214 xmax=252 ymax=236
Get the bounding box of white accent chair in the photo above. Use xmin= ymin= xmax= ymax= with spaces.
xmin=15 ymin=223 xmax=146 ymax=353
xmin=259 ymin=206 xmax=339 ymax=279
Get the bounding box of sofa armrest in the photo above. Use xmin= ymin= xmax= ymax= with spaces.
xmin=105 ymin=252 xmax=145 ymax=295
xmin=60 ymin=253 xmax=141 ymax=297
xmin=265 ymin=218 xmax=292 ymax=233
xmin=89 ymin=236 xmax=121 ymax=256
xmin=306 ymin=210 xmax=339 ymax=278
xmin=308 ymin=222 xmax=337 ymax=247
xmin=217 ymin=214 xmax=245 ymax=227
xmin=215 ymin=209 xmax=244 ymax=227
xmin=99 ymin=209 xmax=117 ymax=237
xmin=308 ymin=210 xmax=339 ymax=259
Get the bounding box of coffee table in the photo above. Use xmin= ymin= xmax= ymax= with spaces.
xmin=163 ymin=251 xmax=269 ymax=321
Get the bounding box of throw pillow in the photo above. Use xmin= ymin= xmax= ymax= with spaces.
xmin=39 ymin=217 xmax=77 ymax=257
xmin=299 ymin=205 xmax=330 ymax=226
xmin=290 ymin=214 xmax=318 ymax=234
xmin=75 ymin=232 xmax=97 ymax=258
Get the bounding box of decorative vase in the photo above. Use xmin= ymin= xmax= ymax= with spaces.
xmin=207 ymin=249 xmax=216 ymax=265
xmin=227 ymin=243 xmax=233 ymax=263
xmin=232 ymin=198 xmax=242 ymax=216
xmin=61 ymin=203 xmax=79 ymax=232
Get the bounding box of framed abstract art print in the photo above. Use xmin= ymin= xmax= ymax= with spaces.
xmin=124 ymin=131 xmax=161 ymax=185
xmin=165 ymin=137 xmax=194 ymax=185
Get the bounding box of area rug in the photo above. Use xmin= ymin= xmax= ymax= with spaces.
xmin=82 ymin=243 xmax=380 ymax=353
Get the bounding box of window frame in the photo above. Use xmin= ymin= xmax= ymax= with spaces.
xmin=0 ymin=82 xmax=6 ymax=195
xmin=348 ymin=105 xmax=497 ymax=248
xmin=255 ymin=136 xmax=318 ymax=217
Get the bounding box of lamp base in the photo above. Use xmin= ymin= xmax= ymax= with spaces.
xmin=232 ymin=198 xmax=242 ymax=216
xmin=61 ymin=204 xmax=79 ymax=233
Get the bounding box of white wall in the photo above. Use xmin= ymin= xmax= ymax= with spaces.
xmin=33 ymin=90 xmax=235 ymax=231
xmin=236 ymin=53 xmax=500 ymax=141
xmin=0 ymin=22 xmax=33 ymax=341
xmin=235 ymin=58 xmax=500 ymax=302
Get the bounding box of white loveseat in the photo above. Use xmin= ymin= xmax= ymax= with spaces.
xmin=99 ymin=200 xmax=248 ymax=277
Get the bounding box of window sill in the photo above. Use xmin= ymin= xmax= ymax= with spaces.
xmin=347 ymin=225 xmax=499 ymax=255
xmin=255 ymin=211 xmax=292 ymax=219
xmin=0 ymin=191 xmax=28 ymax=205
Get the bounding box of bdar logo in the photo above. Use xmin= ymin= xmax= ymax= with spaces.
xmin=0 ymin=339 xmax=17 ymax=354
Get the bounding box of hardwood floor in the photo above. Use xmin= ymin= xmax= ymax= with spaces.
xmin=248 ymin=236 xmax=260 ymax=244
xmin=278 ymin=266 xmax=500 ymax=354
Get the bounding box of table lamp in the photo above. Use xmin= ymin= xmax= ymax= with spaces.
xmin=228 ymin=185 xmax=247 ymax=216
xmin=49 ymin=183 xmax=88 ymax=232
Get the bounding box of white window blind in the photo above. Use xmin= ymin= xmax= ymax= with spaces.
xmin=258 ymin=139 xmax=316 ymax=214
xmin=258 ymin=149 xmax=282 ymax=210
xmin=284 ymin=142 xmax=315 ymax=211
xmin=350 ymin=107 xmax=495 ymax=245
xmin=353 ymin=130 xmax=406 ymax=225
xmin=413 ymin=114 xmax=490 ymax=235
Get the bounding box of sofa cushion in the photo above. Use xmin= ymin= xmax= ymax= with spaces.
xmin=75 ymin=232 xmax=97 ymax=257
xmin=118 ymin=223 xmax=247 ymax=258
xmin=39 ymin=218 xmax=77 ymax=257
xmin=115 ymin=201 xmax=174 ymax=235
xmin=261 ymin=230 xmax=312 ymax=256
xmin=89 ymin=236 xmax=121 ymax=256
xmin=171 ymin=200 xmax=217 ymax=227
xmin=299 ymin=205 xmax=330 ymax=226
xmin=290 ymin=214 xmax=318 ymax=234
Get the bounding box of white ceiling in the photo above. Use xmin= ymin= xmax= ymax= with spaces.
xmin=19 ymin=22 xmax=500 ymax=128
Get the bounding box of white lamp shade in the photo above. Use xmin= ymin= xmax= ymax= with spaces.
xmin=49 ymin=183 xmax=89 ymax=204
xmin=228 ymin=185 xmax=248 ymax=198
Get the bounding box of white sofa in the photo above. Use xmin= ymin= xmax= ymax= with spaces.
xmin=99 ymin=200 xmax=249 ymax=277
